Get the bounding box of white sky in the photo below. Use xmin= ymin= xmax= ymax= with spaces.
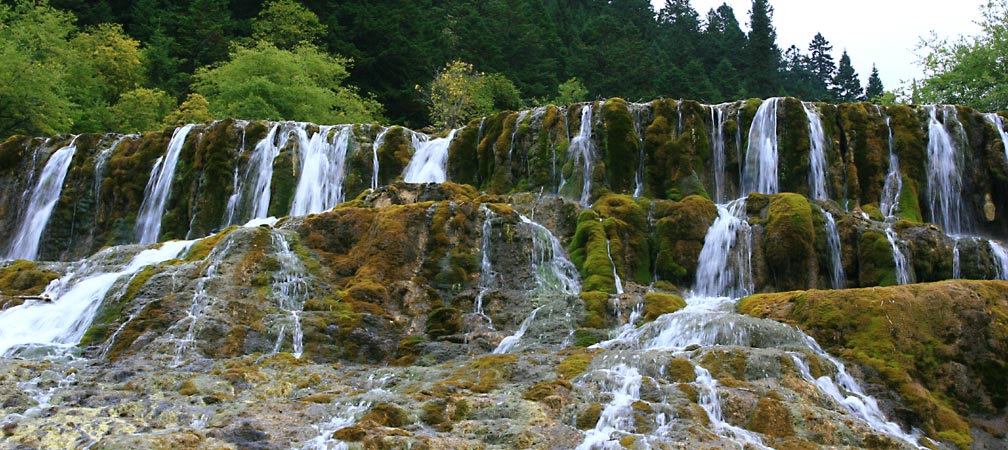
xmin=653 ymin=0 xmax=987 ymax=91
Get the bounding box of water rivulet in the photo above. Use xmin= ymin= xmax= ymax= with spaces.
xmin=1 ymin=98 xmax=1008 ymax=449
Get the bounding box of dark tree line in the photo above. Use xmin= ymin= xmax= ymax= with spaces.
xmin=48 ymin=0 xmax=883 ymax=128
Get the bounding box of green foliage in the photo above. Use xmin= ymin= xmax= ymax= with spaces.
xmin=554 ymin=77 xmax=588 ymax=105
xmin=194 ymin=41 xmax=381 ymax=124
xmin=427 ymin=60 xmax=522 ymax=129
xmin=831 ymin=51 xmax=862 ymax=103
xmin=917 ymin=0 xmax=1008 ymax=110
xmin=251 ymin=0 xmax=326 ymax=50
xmin=744 ymin=0 xmax=781 ymax=98
xmin=0 ymin=1 xmax=73 ymax=137
xmin=164 ymin=93 xmax=213 ymax=126
xmin=109 ymin=87 xmax=173 ymax=133
xmin=864 ymin=64 xmax=885 ymax=101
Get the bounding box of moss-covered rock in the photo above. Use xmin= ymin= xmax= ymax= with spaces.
xmin=739 ymin=280 xmax=1008 ymax=448
xmin=652 ymin=195 xmax=718 ymax=285
xmin=760 ymin=193 xmax=815 ymax=291
xmin=642 ymin=292 xmax=686 ymax=322
xmin=600 ymin=98 xmax=640 ymax=194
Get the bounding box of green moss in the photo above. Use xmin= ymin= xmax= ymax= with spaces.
xmin=427 ymin=307 xmax=461 ymax=339
xmin=746 ymin=397 xmax=794 ymax=438
xmin=653 ymin=195 xmax=718 ymax=285
xmin=376 ymin=126 xmax=413 ymax=186
xmin=361 ymin=402 xmax=409 ymax=428
xmin=576 ymin=403 xmax=603 ymax=429
xmin=897 ymin=177 xmax=923 ymax=223
xmin=569 ymin=210 xmax=618 ymax=293
xmin=858 ymin=228 xmax=898 ymax=286
xmin=571 ymin=328 xmax=605 ymax=347
xmin=580 ymin=291 xmax=610 ymax=329
xmin=778 ymin=97 xmax=813 ymax=195
xmin=839 ymin=103 xmax=890 ymax=207
xmin=601 ymin=98 xmax=640 ymax=194
xmin=737 ymin=280 xmax=1008 ymax=447
xmin=642 ymin=102 xmax=711 ymax=201
xmin=762 ymin=193 xmax=815 ymax=290
xmin=79 ymin=265 xmax=160 ymax=347
xmin=529 ymin=105 xmax=568 ymax=191
xmin=184 ymin=226 xmax=237 ymax=261
xmin=0 ymin=260 xmax=59 ymax=297
xmin=447 ymin=118 xmax=481 ymax=186
xmin=642 ymin=292 xmax=686 ymax=322
xmin=558 ymin=348 xmax=598 ymax=379
xmin=592 ymin=194 xmax=652 ymax=284
xmin=667 ymin=357 xmax=696 ymax=383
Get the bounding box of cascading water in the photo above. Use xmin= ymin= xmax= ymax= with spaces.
xmin=989 ymin=240 xmax=1008 ymax=281
xmin=630 ymin=103 xmax=648 ymax=198
xmin=563 ymin=104 xmax=596 ymax=206
xmin=6 ymin=137 xmax=79 ymax=261
xmin=402 ymin=129 xmax=457 ymax=183
xmin=925 ymin=105 xmax=970 ymax=236
xmin=519 ymin=214 xmax=581 ymax=295
xmin=371 ymin=127 xmax=388 ymax=191
xmin=953 ymin=239 xmax=962 ymax=279
xmin=492 ymin=305 xmax=543 ymax=354
xmin=301 ymin=401 xmax=370 ymax=450
xmin=709 ymin=103 xmax=730 ymax=203
xmin=290 ymin=125 xmax=352 ymax=216
xmin=693 ymin=199 xmax=753 ymax=299
xmin=803 ymin=102 xmax=829 ymax=200
xmin=269 ymin=231 xmax=308 ymax=358
xmin=879 ymin=107 xmax=913 ymax=285
xmin=803 ymin=102 xmax=845 ymax=287
xmin=508 ymin=110 xmax=530 ymax=162
xmin=225 ymin=123 xmax=303 ymax=225
xmin=886 ymin=227 xmax=913 ymax=285
xmin=172 ymin=237 xmax=234 ymax=366
xmin=605 ymin=238 xmax=624 ymax=295
xmin=742 ymin=97 xmax=780 ymax=195
xmin=0 ymin=240 xmax=194 ymax=356
xmin=822 ymin=210 xmax=846 ymax=288
xmin=474 ymin=205 xmax=498 ymax=326
xmin=986 ymin=113 xmax=1008 ymax=161
xmin=135 ymin=125 xmax=195 ymax=244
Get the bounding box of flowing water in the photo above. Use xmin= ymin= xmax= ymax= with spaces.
xmin=742 ymin=97 xmax=780 ymax=195
xmin=474 ymin=206 xmax=498 ymax=326
xmin=172 ymin=238 xmax=234 ymax=366
xmin=519 ymin=214 xmax=581 ymax=295
xmin=803 ymin=102 xmax=829 ymax=200
xmin=0 ymin=240 xmax=194 ymax=356
xmin=986 ymin=113 xmax=1008 ymax=161
xmin=886 ymin=227 xmax=913 ymax=285
xmin=605 ymin=239 xmax=624 ymax=295
xmin=925 ymin=105 xmax=970 ymax=236
xmin=290 ymin=125 xmax=352 ymax=216
xmin=879 ymin=108 xmax=913 ymax=284
xmin=402 ymin=129 xmax=457 ymax=183
xmin=630 ymin=103 xmax=649 ymax=198
xmin=225 ymin=123 xmax=305 ymax=225
xmin=269 ymin=231 xmax=308 ymax=357
xmin=822 ymin=209 xmax=846 ymax=288
xmin=6 ymin=137 xmax=79 ymax=261
xmin=136 ymin=125 xmax=196 ymax=244
xmin=692 ymin=200 xmax=752 ymax=299
xmin=563 ymin=104 xmax=596 ymax=206
xmin=709 ymin=103 xmax=731 ymax=203
xmin=989 ymin=240 xmax=1008 ymax=281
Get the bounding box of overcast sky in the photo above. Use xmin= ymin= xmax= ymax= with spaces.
xmin=652 ymin=0 xmax=988 ymax=92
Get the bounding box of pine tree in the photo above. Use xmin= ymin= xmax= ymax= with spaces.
xmin=864 ymin=64 xmax=884 ymax=101
xmin=831 ymin=50 xmax=862 ymax=103
xmin=744 ymin=0 xmax=781 ymax=98
xmin=806 ymin=33 xmax=834 ymax=100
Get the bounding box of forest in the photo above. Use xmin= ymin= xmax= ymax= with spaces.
xmin=0 ymin=0 xmax=1004 ymax=139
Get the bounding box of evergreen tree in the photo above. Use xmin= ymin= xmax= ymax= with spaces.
xmin=703 ymin=4 xmax=747 ymax=100
xmin=864 ymin=64 xmax=884 ymax=101
xmin=780 ymin=45 xmax=820 ymax=100
xmin=654 ymin=0 xmax=704 ymax=97
xmin=831 ymin=50 xmax=862 ymax=103
xmin=806 ymin=32 xmax=834 ymax=100
xmin=744 ymin=0 xmax=781 ymax=98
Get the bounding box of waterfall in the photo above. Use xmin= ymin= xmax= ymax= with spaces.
xmin=269 ymin=232 xmax=308 ymax=357
xmin=371 ymin=127 xmax=389 ymax=191
xmin=519 ymin=214 xmax=581 ymax=294
xmin=693 ymin=199 xmax=753 ymax=298
xmin=694 ymin=365 xmax=773 ymax=449
xmin=885 ymin=227 xmax=913 ymax=285
xmin=803 ymin=102 xmax=829 ymax=200
xmin=6 ymin=137 xmax=79 ymax=261
xmin=879 ymin=111 xmax=902 ymax=219
xmin=402 ymin=129 xmax=457 ymax=183
xmin=172 ymin=237 xmax=234 ymax=366
xmin=742 ymin=98 xmax=780 ymax=195
xmin=492 ymin=305 xmax=544 ymax=354
xmin=989 ymin=240 xmax=1008 ymax=281
xmin=576 ymin=364 xmax=646 ymax=450
xmin=709 ymin=103 xmax=731 ymax=203
xmin=605 ymin=239 xmax=624 ymax=295
xmin=630 ymin=103 xmax=648 ymax=198
xmin=301 ymin=401 xmax=370 ymax=450
xmin=0 ymin=240 xmax=194 ymax=356
xmin=986 ymin=113 xmax=1008 ymax=161
xmin=925 ymin=105 xmax=969 ymax=235
xmin=225 ymin=122 xmax=303 ymax=225
xmin=822 ymin=209 xmax=846 ymax=288
xmin=474 ymin=205 xmax=497 ymax=326
xmin=135 ymin=125 xmax=195 ymax=244
xmin=953 ymin=239 xmax=962 ymax=279
xmin=290 ymin=125 xmax=352 ymax=216
xmin=508 ymin=110 xmax=530 ymax=161
xmin=565 ymin=104 xmax=596 ymax=206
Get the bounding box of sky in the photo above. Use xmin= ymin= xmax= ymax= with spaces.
xmin=652 ymin=0 xmax=988 ymax=92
